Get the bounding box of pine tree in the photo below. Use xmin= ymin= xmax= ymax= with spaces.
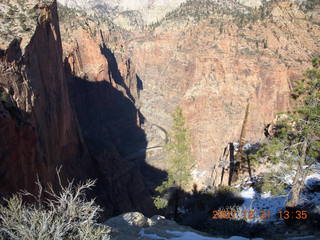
xmin=166 ymin=107 xmax=194 ymax=189
xmin=285 ymin=58 xmax=320 ymax=207
xmin=251 ymin=58 xmax=320 ymax=204
xmin=154 ymin=107 xmax=194 ymax=210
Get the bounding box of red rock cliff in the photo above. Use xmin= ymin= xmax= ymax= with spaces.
xmin=0 ymin=1 xmax=89 ymax=195
xmin=0 ymin=1 xmax=154 ymax=217
xmin=126 ymin=1 xmax=320 ymax=187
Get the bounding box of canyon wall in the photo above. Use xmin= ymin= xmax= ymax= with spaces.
xmin=127 ymin=1 xmax=320 ymax=187
xmin=58 ymin=0 xmax=320 ymax=189
xmin=0 ymin=1 xmax=89 ymax=195
xmin=0 ymin=1 xmax=154 ymax=217
xmin=1 ymin=0 xmax=320 ymax=216
xmin=63 ymin=28 xmax=158 ymax=215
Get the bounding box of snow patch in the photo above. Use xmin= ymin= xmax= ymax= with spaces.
xmin=139 ymin=229 xmax=263 ymax=240
xmin=239 ymin=187 xmax=287 ymax=222
xmin=138 ymin=229 xmax=265 ymax=240
xmin=261 ymin=191 xmax=271 ymax=198
xmin=238 ymin=170 xmax=320 ymax=223
xmin=305 ymin=173 xmax=320 ymax=187
xmin=166 ymin=230 xmax=263 ymax=240
xmin=166 ymin=231 xmax=264 ymax=240
xmin=139 ymin=229 xmax=166 ymax=240
xmin=240 ymin=187 xmax=256 ymax=199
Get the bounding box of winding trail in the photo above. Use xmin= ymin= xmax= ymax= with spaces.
xmin=124 ymin=121 xmax=168 ymax=161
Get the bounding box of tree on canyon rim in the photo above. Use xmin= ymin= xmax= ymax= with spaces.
xmin=250 ymin=58 xmax=320 ymax=206
xmin=286 ymin=57 xmax=320 ymax=207
xmin=154 ymin=107 xmax=194 ymax=210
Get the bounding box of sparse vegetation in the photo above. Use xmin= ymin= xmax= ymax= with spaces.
xmin=0 ymin=0 xmax=40 ymax=45
xmin=148 ymin=0 xmax=276 ymax=30
xmin=0 ymin=179 xmax=109 ymax=240
xmin=165 ymin=107 xmax=194 ymax=189
xmin=157 ymin=107 xmax=194 ymax=191
xmin=258 ymin=172 xmax=287 ymax=195
xmin=153 ymin=196 xmax=168 ymax=210
xmin=159 ymin=0 xmax=247 ymax=26
xmin=247 ymin=58 xmax=320 ymax=201
xmin=301 ymin=0 xmax=320 ymax=11
xmin=177 ymin=186 xmax=247 ymax=236
xmin=153 ymin=107 xmax=194 ymax=210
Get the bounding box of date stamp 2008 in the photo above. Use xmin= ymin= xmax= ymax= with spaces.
xmin=212 ymin=209 xmax=272 ymax=220
xmin=212 ymin=209 xmax=309 ymax=221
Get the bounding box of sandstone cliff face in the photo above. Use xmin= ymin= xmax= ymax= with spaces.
xmin=0 ymin=98 xmax=37 ymax=195
xmin=57 ymin=0 xmax=320 ymax=189
xmin=64 ymin=28 xmax=156 ymax=216
xmin=126 ymin=1 xmax=320 ymax=187
xmin=0 ymin=0 xmax=155 ymax=217
xmin=1 ymin=0 xmax=319 ymax=216
xmin=0 ymin=1 xmax=89 ymax=195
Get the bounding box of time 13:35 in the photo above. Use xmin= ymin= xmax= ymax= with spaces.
xmin=278 ymin=210 xmax=308 ymax=220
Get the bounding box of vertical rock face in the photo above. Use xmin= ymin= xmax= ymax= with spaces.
xmin=1 ymin=0 xmax=319 ymax=218
xmin=127 ymin=1 xmax=320 ymax=187
xmin=56 ymin=0 xmax=320 ymax=190
xmin=0 ymin=1 xmax=88 ymax=194
xmin=0 ymin=94 xmax=37 ymax=194
xmin=23 ymin=1 xmax=92 ymax=187
xmin=64 ymin=29 xmax=156 ymax=216
xmin=0 ymin=1 xmax=155 ymax=217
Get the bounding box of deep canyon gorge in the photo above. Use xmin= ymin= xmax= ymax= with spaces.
xmin=0 ymin=0 xmax=320 ymax=223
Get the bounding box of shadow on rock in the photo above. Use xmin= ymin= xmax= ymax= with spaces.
xmin=65 ymin=61 xmax=167 ymax=218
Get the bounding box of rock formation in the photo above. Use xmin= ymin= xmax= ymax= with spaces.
xmin=0 ymin=0 xmax=154 ymax=217
xmin=126 ymin=0 xmax=320 ymax=187
xmin=0 ymin=0 xmax=89 ymax=195
xmin=1 ymin=0 xmax=320 ymax=219
xmin=104 ymin=211 xmax=266 ymax=240
xmin=57 ymin=0 xmax=186 ymax=26
xmin=55 ymin=0 xmax=320 ymax=189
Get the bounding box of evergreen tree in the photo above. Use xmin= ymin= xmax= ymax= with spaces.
xmin=154 ymin=107 xmax=194 ymax=210
xmin=166 ymin=107 xmax=194 ymax=189
xmin=251 ymin=58 xmax=320 ymax=205
xmin=285 ymin=57 xmax=320 ymax=207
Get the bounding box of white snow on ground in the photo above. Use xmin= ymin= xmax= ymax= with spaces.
xmin=138 ymin=170 xmax=320 ymax=240
xmin=261 ymin=191 xmax=271 ymax=198
xmin=139 ymin=229 xmax=166 ymax=239
xmin=239 ymin=187 xmax=287 ymax=222
xmin=239 ymin=171 xmax=320 ymax=223
xmin=305 ymin=173 xmax=320 ymax=189
xmin=138 ymin=229 xmax=264 ymax=240
xmin=283 ymin=170 xmax=296 ymax=185
xmin=300 ymin=173 xmax=320 ymax=206
xmin=240 ymin=187 xmax=256 ymax=199
xmin=166 ymin=231 xmax=263 ymax=240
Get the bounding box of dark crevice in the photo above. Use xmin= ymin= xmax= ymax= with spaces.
xmin=99 ymin=30 xmax=136 ymax=103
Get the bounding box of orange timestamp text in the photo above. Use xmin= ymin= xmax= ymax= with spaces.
xmin=278 ymin=210 xmax=309 ymax=220
xmin=212 ymin=209 xmax=271 ymax=220
xmin=212 ymin=209 xmax=310 ymax=221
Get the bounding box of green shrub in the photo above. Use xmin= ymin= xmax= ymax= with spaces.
xmin=0 ymin=180 xmax=110 ymax=240
xmin=153 ymin=196 xmax=168 ymax=210
xmin=258 ymin=172 xmax=287 ymax=195
xmin=155 ymin=106 xmax=194 ymax=206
